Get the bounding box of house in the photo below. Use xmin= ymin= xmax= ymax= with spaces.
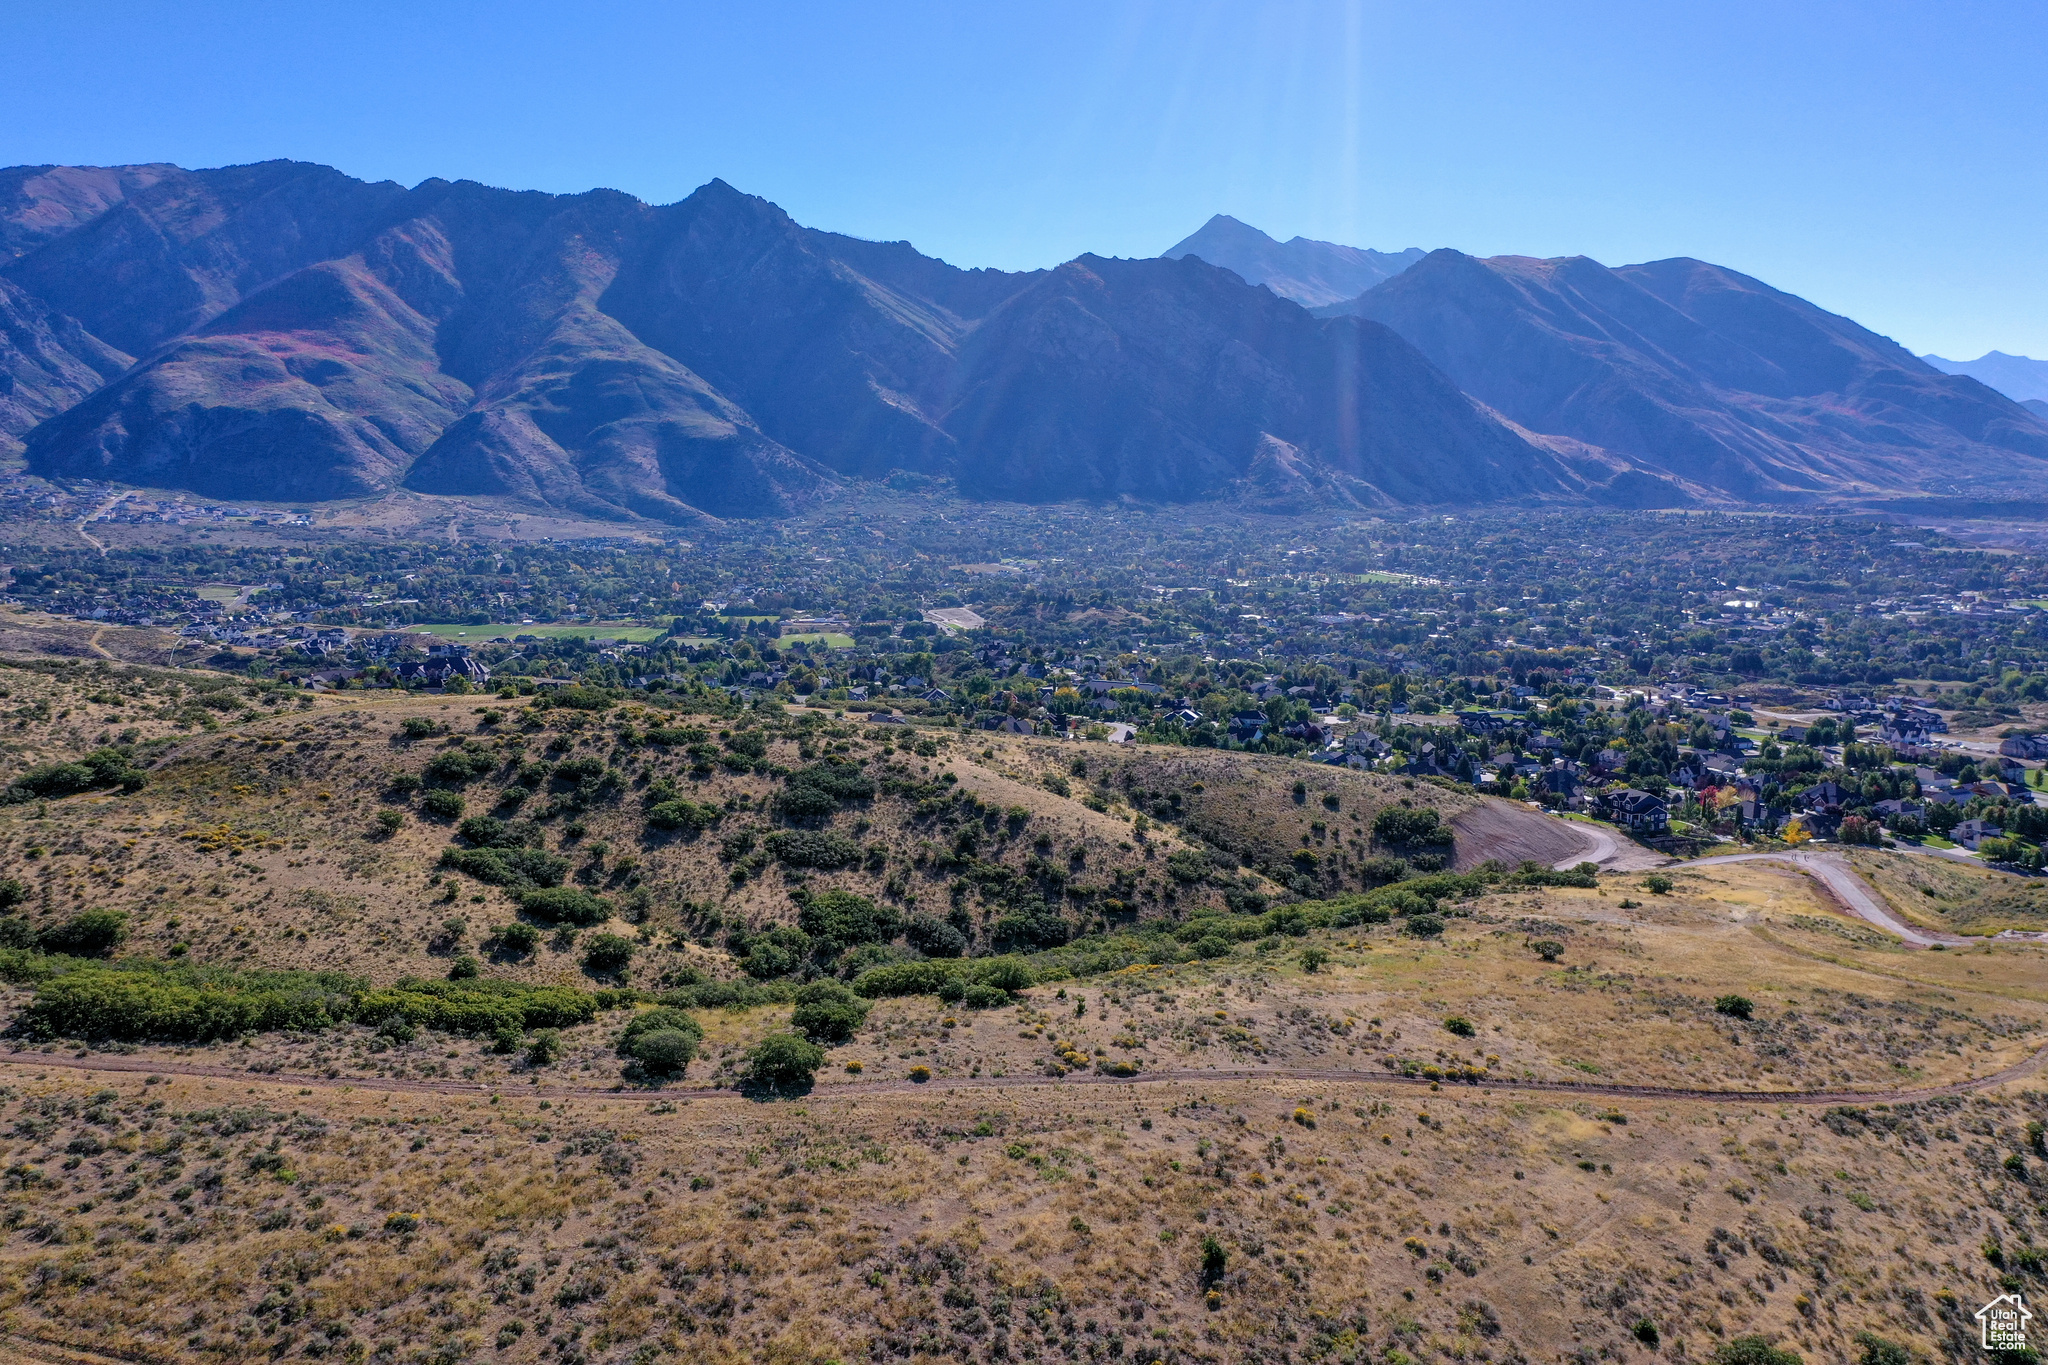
xmin=920 ymin=687 xmax=951 ymax=704
xmin=1170 ymin=708 xmax=1202 ymax=727
xmin=865 ymin=712 xmax=907 ymax=725
xmin=1228 ymin=713 xmax=1268 ymax=743
xmin=1799 ymin=780 xmax=1852 ymax=813
xmin=1874 ymin=799 xmax=1925 ymax=825
xmin=1600 ymin=789 xmax=1670 ymax=835
xmin=1953 ymin=819 xmax=2004 ymax=851
xmin=844 ymin=686 xmax=868 ymax=702
xmin=396 ymin=651 xmax=491 ymax=688
xmin=2001 ymin=735 xmax=2048 ymax=760
xmin=979 ymin=716 xmax=1034 ymax=735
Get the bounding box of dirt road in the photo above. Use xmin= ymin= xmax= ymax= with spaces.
xmin=10 ymin=1031 xmax=2043 ymax=1109
xmin=1688 ymin=849 xmax=2048 ymax=948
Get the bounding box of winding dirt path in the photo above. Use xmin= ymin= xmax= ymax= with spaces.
xmin=8 ymin=1034 xmax=2043 ymax=1110
xmin=1689 ymin=849 xmax=2048 ymax=948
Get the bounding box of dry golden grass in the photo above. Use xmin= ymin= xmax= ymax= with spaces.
xmin=1844 ymin=847 xmax=2048 ymax=936
xmin=0 ymin=1043 xmax=2035 ymax=1365
xmin=1 ymin=666 xmax=2046 ymax=1363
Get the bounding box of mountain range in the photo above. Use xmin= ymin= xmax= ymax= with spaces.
xmin=2 ymin=159 xmax=2044 ymax=522
xmin=1163 ymin=215 xmax=1425 ymax=307
xmin=1923 ymin=350 xmax=2048 ymax=405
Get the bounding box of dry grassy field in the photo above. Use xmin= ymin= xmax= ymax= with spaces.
xmin=0 ymin=656 xmax=2040 ymax=1363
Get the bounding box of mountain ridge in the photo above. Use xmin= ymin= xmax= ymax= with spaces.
xmin=1162 ymin=213 xmax=1425 ymax=307
xmin=1321 ymin=248 xmax=2048 ymax=501
xmin=2 ymin=160 xmax=2044 ymax=518
xmin=1923 ymin=349 xmax=2048 ymax=404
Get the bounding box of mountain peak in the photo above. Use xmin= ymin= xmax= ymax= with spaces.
xmin=1922 ymin=350 xmax=2048 ymax=403
xmin=1161 ymin=216 xmax=1427 ymax=307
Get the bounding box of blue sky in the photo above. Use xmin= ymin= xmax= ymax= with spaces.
xmin=4 ymin=1 xmax=2044 ymax=357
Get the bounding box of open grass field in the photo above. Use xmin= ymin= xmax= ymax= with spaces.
xmin=0 ymin=655 xmax=2040 ymax=1362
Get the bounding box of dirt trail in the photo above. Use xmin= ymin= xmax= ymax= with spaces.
xmin=74 ymin=491 xmax=128 ymax=555
xmin=10 ymin=1034 xmax=2043 ymax=1109
xmin=1689 ymin=849 xmax=2048 ymax=948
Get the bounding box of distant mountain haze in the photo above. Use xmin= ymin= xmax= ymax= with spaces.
xmin=1162 ymin=214 xmax=1426 ymax=308
xmin=1922 ymin=351 xmax=2048 ymax=404
xmin=1322 ymin=250 xmax=2048 ymax=502
xmin=1 ymin=159 xmax=2043 ymax=518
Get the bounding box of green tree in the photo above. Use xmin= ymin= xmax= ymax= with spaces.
xmin=790 ymin=980 xmax=870 ymax=1042
xmin=744 ymin=1033 xmax=825 ymax=1089
xmin=617 ymin=1007 xmax=703 ymax=1076
xmin=39 ymin=910 xmax=129 ymax=958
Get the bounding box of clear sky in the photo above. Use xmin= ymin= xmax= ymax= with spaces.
xmin=4 ymin=1 xmax=2044 ymax=357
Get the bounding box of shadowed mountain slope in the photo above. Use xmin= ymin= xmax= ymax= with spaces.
xmin=5 ymin=161 xmax=2041 ymax=515
xmin=1324 ymin=250 xmax=2048 ymax=501
xmin=1 ymin=163 xmax=1574 ymax=516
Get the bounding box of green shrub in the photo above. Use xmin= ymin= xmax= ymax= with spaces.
xmin=1298 ymin=946 xmax=1329 ymax=973
xmin=1714 ymin=994 xmax=1755 ymax=1020
xmin=785 ymin=760 xmax=875 ymax=805
xmin=975 ymin=957 xmax=1033 ymax=993
xmin=525 ymin=1029 xmax=561 ymax=1066
xmin=457 ymin=815 xmax=538 ymax=849
xmin=764 ymin=829 xmax=862 ymax=868
xmin=646 ymin=799 xmax=716 ymax=832
xmin=1405 ymin=913 xmax=1445 ymax=938
xmin=1443 ymin=1015 xmax=1475 ymax=1037
xmin=375 ymin=808 xmax=405 ymax=835
xmin=961 ymin=983 xmax=1008 ymax=1009
xmin=743 ymin=1033 xmax=825 ymax=1089
xmin=400 ymin=717 xmax=440 ymax=739
xmin=582 ymin=933 xmax=635 ymax=975
xmin=617 ymin=1007 xmax=703 ymax=1075
xmin=798 ymin=890 xmax=899 ymax=948
xmin=423 ymin=748 xmax=497 ymax=784
xmin=1644 ymin=873 xmax=1674 ymax=895
xmin=740 ymin=925 xmax=812 ymax=979
xmin=441 ymin=845 xmax=568 ymax=888
xmin=494 ymin=922 xmax=541 ymax=956
xmin=21 ymin=963 xmax=363 ymax=1043
xmin=660 ymin=979 xmax=794 ymax=1010
xmin=422 ymin=789 xmax=466 ymax=819
xmin=1373 ymin=806 xmax=1453 ymax=848
xmin=776 ymin=785 xmax=838 ymax=823
xmin=38 ymin=910 xmax=128 ymax=958
xmin=905 ymin=913 xmax=967 ymax=958
xmin=517 ymin=888 xmax=613 ymax=926
xmin=791 ymin=979 xmax=869 ymax=1042
xmin=2 ymin=747 xmax=147 ymax=803
xmin=354 ymin=978 xmax=599 ymax=1035
xmin=1532 ymin=939 xmax=1564 ymax=962
xmin=447 ymin=954 xmax=479 ymax=980
xmin=1712 ymin=1337 xmax=1801 ymax=1365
